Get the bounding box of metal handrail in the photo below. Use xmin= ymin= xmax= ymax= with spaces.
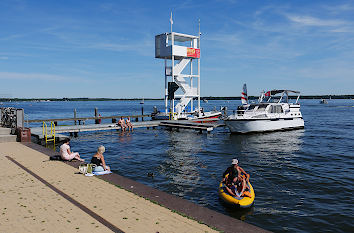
xmin=42 ymin=121 xmax=55 ymax=145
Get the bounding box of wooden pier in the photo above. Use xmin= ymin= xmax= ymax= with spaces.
xmin=30 ymin=118 xmax=225 ymax=143
xmin=31 ymin=121 xmax=162 ymax=142
xmin=160 ymin=120 xmax=224 ymax=133
xmin=27 ymin=114 xmax=152 ymax=124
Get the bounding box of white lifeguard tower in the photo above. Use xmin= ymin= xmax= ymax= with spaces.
xmin=155 ymin=18 xmax=201 ymax=120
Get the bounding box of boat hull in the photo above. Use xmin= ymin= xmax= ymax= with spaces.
xmin=190 ymin=111 xmax=222 ymax=123
xmin=218 ymin=181 xmax=255 ymax=208
xmin=225 ymin=117 xmax=304 ymax=133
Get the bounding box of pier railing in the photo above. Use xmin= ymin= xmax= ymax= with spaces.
xmin=27 ymin=114 xmax=152 ymax=123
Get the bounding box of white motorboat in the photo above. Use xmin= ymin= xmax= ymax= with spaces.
xmin=225 ymin=89 xmax=304 ymax=133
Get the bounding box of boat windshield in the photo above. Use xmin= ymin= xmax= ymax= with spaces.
xmin=247 ymin=104 xmax=268 ymax=111
xmin=247 ymin=105 xmax=257 ymax=111
xmin=256 ymin=104 xmax=268 ymax=111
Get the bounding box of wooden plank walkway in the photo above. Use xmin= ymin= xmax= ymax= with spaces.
xmin=30 ymin=120 xmax=226 ymax=143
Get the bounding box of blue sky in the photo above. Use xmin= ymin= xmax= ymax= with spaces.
xmin=1 ymin=0 xmax=354 ymax=98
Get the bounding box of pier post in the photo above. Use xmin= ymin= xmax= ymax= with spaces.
xmin=141 ymin=106 xmax=144 ymax=121
xmin=94 ymin=108 xmax=99 ymax=124
xmin=74 ymin=109 xmax=77 ymax=125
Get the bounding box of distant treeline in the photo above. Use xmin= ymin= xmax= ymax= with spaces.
xmin=0 ymin=95 xmax=353 ymax=102
xmin=204 ymin=95 xmax=354 ymax=100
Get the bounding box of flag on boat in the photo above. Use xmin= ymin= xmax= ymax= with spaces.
xmin=265 ymin=91 xmax=271 ymax=97
xmin=241 ymin=83 xmax=248 ymax=105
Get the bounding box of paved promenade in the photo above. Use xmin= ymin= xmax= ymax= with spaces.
xmin=0 ymin=142 xmax=269 ymax=233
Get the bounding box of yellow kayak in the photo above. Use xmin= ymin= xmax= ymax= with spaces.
xmin=218 ymin=181 xmax=255 ymax=208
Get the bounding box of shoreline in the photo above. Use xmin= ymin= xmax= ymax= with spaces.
xmin=0 ymin=141 xmax=269 ymax=233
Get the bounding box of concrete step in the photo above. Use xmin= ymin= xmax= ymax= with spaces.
xmin=0 ymin=135 xmax=17 ymax=143
xmin=0 ymin=127 xmax=11 ymax=135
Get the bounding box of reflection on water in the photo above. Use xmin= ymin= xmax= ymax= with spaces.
xmin=158 ymin=131 xmax=203 ymax=197
xmin=229 ymin=129 xmax=304 ymax=155
xmin=221 ymin=202 xmax=255 ymax=221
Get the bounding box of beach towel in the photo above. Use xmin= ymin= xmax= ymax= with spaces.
xmin=92 ymin=170 xmax=112 ymax=176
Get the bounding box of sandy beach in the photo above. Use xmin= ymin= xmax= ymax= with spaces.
xmin=0 ymin=142 xmax=218 ymax=233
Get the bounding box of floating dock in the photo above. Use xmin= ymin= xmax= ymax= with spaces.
xmin=30 ymin=120 xmax=225 ymax=143
xmin=160 ymin=120 xmax=224 ymax=133
xmin=30 ymin=121 xmax=162 ymax=141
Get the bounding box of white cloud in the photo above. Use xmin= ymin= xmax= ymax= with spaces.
xmin=323 ymin=3 xmax=354 ymax=14
xmin=286 ymin=15 xmax=346 ymax=27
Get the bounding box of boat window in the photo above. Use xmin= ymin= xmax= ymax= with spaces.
xmin=268 ymin=105 xmax=283 ymax=113
xmin=275 ymin=105 xmax=283 ymax=113
xmin=268 ymin=105 xmax=274 ymax=113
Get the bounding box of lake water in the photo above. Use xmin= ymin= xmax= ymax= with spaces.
xmin=2 ymin=99 xmax=353 ymax=232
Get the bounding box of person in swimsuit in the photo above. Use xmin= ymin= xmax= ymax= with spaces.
xmin=125 ymin=117 xmax=133 ymax=131
xmin=222 ymin=158 xmax=250 ymax=197
xmin=59 ymin=138 xmax=84 ymax=161
xmin=117 ymin=117 xmax=126 ymax=131
xmin=90 ymin=145 xmax=110 ymax=172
